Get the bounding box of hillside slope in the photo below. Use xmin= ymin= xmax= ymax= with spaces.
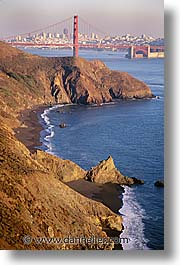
xmin=0 ymin=119 xmax=123 ymax=250
xmin=0 ymin=42 xmax=153 ymax=115
xmin=0 ymin=42 xmax=149 ymax=250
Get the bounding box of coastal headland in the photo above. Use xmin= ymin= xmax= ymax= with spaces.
xmin=0 ymin=42 xmax=153 ymax=250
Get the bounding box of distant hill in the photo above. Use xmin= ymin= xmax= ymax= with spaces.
xmin=150 ymin=38 xmax=164 ymax=46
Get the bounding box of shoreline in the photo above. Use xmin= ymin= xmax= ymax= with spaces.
xmin=14 ymin=105 xmax=47 ymax=153
xmin=13 ymin=104 xmax=125 ymax=249
xmin=14 ymin=103 xmax=125 ymax=215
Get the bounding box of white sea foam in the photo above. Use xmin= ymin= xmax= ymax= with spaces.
xmin=90 ymin=102 xmax=116 ymax=107
xmin=119 ymin=186 xmax=150 ymax=250
xmin=40 ymin=104 xmax=64 ymax=154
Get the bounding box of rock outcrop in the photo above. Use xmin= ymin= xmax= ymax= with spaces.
xmin=32 ymin=150 xmax=86 ymax=182
xmin=0 ymin=120 xmax=122 ymax=250
xmin=0 ymin=41 xmax=154 ymax=121
xmin=50 ymin=57 xmax=153 ymax=104
xmin=33 ymin=152 xmax=144 ymax=186
xmin=85 ymin=156 xmax=144 ymax=185
xmin=154 ymin=180 xmax=164 ymax=187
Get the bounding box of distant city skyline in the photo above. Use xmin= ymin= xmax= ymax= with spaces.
xmin=0 ymin=0 xmax=164 ymax=38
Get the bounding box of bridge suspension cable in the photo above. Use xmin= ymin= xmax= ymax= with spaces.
xmin=3 ymin=15 xmax=109 ymax=41
xmin=3 ymin=16 xmax=73 ymax=41
xmin=78 ymin=16 xmax=107 ymax=38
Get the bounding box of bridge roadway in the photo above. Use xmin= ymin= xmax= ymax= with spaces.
xmin=7 ymin=42 xmax=164 ymax=51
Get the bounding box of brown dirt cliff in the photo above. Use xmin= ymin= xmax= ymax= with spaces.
xmin=0 ymin=119 xmax=123 ymax=250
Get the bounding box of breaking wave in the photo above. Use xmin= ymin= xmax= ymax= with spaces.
xmin=119 ymin=186 xmax=150 ymax=250
xmin=40 ymin=104 xmax=64 ymax=154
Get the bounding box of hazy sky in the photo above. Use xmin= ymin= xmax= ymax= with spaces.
xmin=0 ymin=0 xmax=164 ymax=38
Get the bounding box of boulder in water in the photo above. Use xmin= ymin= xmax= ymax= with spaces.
xmin=154 ymin=180 xmax=164 ymax=187
xmin=59 ymin=123 xmax=66 ymax=128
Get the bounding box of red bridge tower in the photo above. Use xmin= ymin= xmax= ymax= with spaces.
xmin=73 ymin=15 xmax=78 ymax=57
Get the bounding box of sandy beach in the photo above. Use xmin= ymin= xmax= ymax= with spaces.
xmin=14 ymin=105 xmax=47 ymax=153
xmin=14 ymin=105 xmax=124 ymax=214
xmin=13 ymin=105 xmax=124 ymax=249
xmin=67 ymin=179 xmax=124 ymax=214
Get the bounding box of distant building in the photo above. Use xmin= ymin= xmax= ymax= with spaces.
xmin=62 ymin=33 xmax=66 ymax=40
xmin=16 ymin=35 xmax=22 ymax=41
xmin=91 ymin=32 xmax=95 ymax=39
xmin=55 ymin=33 xmax=60 ymax=38
xmin=42 ymin=32 xmax=46 ymax=40
xmin=47 ymin=33 xmax=52 ymax=38
xmin=63 ymin=28 xmax=68 ymax=35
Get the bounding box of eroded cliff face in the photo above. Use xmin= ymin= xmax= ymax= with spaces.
xmin=85 ymin=156 xmax=144 ymax=185
xmin=33 ymin=151 xmax=144 ymax=185
xmin=32 ymin=150 xmax=86 ymax=182
xmin=50 ymin=58 xmax=153 ymax=104
xmin=0 ymin=119 xmax=123 ymax=250
xmin=0 ymin=41 xmax=154 ymax=116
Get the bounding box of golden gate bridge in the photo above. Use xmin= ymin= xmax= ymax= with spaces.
xmin=1 ymin=15 xmax=164 ymax=59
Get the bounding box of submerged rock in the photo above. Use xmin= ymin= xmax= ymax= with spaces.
xmin=154 ymin=180 xmax=164 ymax=187
xmin=131 ymin=177 xmax=144 ymax=184
xmin=59 ymin=122 xmax=66 ymax=128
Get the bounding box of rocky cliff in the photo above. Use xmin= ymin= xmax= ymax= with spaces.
xmin=32 ymin=151 xmax=143 ymax=185
xmin=0 ymin=41 xmax=153 ymax=117
xmin=0 ymin=119 xmax=123 ymax=250
xmin=85 ymin=156 xmax=144 ymax=185
xmin=0 ymin=42 xmax=146 ymax=250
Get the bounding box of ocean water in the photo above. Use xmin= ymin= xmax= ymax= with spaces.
xmin=23 ymin=48 xmax=164 ymax=250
